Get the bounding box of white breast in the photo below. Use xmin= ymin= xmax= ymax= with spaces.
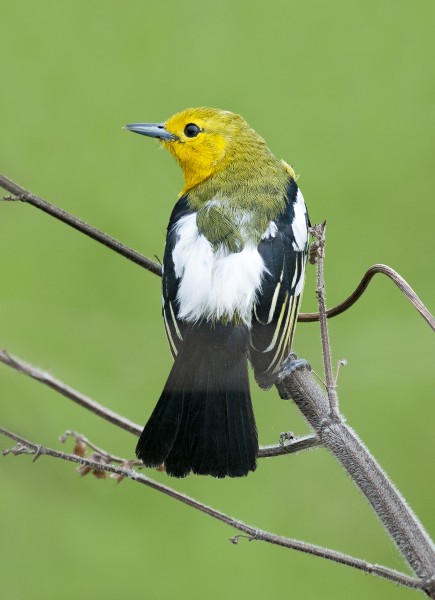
xmin=172 ymin=213 xmax=265 ymax=325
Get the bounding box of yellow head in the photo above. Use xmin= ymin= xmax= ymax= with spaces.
xmin=126 ymin=107 xmax=281 ymax=195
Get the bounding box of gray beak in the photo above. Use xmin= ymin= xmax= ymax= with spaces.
xmin=125 ymin=122 xmax=179 ymax=141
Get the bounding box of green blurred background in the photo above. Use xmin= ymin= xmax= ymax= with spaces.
xmin=1 ymin=1 xmax=434 ymax=598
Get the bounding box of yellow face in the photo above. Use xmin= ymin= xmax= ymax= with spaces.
xmin=162 ymin=108 xmax=248 ymax=193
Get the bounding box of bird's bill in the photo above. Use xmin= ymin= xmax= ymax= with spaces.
xmin=124 ymin=122 xmax=178 ymax=141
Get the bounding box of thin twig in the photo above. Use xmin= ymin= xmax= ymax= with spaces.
xmin=2 ymin=347 xmax=434 ymax=593
xmin=2 ymin=175 xmax=435 ymax=594
xmin=258 ymin=434 xmax=320 ymax=457
xmin=59 ymin=430 xmax=143 ymax=466
xmin=335 ymin=359 xmax=347 ymax=386
xmin=0 ymin=349 xmax=317 ymax=459
xmin=309 ymin=223 xmax=339 ymax=416
xmin=2 ymin=174 xmax=432 ymax=329
xmin=0 ymin=427 xmax=425 ymax=594
xmin=0 ymin=350 xmax=142 ymax=436
xmin=299 ymin=264 xmax=435 ymax=331
xmin=0 ymin=174 xmax=161 ymax=276
xmin=58 ymin=429 xmax=319 ymax=470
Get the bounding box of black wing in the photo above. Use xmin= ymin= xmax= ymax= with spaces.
xmin=162 ymin=194 xmax=195 ymax=358
xmin=249 ymin=179 xmax=310 ymax=389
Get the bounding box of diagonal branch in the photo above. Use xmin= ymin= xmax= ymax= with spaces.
xmin=0 ymin=174 xmax=161 ymax=276
xmin=0 ymin=349 xmax=318 ymax=459
xmin=277 ymin=364 xmax=435 ymax=598
xmin=1 ymin=172 xmax=434 ymax=593
xmin=0 ymin=349 xmax=142 ymax=436
xmin=2 ymin=344 xmax=434 ymax=593
xmin=2 ymin=173 xmax=433 ymax=329
xmin=0 ymin=426 xmax=425 ymax=594
xmin=277 ymin=359 xmax=435 ymax=597
xmin=276 ymin=220 xmax=435 ymax=592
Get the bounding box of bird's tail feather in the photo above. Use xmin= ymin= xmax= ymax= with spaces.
xmin=136 ymin=323 xmax=258 ymax=478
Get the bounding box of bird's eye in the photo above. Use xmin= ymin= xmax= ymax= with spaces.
xmin=184 ymin=123 xmax=201 ymax=138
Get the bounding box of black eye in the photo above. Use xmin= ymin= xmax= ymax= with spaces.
xmin=184 ymin=123 xmax=201 ymax=138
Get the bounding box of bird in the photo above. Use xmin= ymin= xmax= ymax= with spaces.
xmin=126 ymin=107 xmax=309 ymax=478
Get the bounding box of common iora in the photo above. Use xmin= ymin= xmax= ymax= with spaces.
xmin=126 ymin=107 xmax=309 ymax=478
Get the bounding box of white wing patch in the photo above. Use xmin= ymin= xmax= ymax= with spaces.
xmin=163 ymin=308 xmax=178 ymax=356
xmin=261 ymin=221 xmax=278 ymax=240
xmin=294 ymin=254 xmax=307 ymax=296
xmin=292 ymin=189 xmax=308 ymax=251
xmin=172 ymin=213 xmax=265 ymax=325
xmin=263 ymin=293 xmax=289 ymax=352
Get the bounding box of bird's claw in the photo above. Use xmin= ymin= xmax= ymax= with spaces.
xmin=277 ymin=354 xmax=311 ymax=382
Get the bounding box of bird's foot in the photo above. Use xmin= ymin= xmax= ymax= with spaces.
xmin=277 ymin=352 xmax=311 ymax=382
xmin=279 ymin=431 xmax=295 ymax=445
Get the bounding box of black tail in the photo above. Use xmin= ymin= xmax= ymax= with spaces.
xmin=136 ymin=322 xmax=258 ymax=478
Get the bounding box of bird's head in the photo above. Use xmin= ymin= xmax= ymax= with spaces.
xmin=126 ymin=107 xmax=275 ymax=194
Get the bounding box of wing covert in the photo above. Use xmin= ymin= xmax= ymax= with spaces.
xmin=162 ymin=195 xmax=195 ymax=358
xmin=250 ymin=179 xmax=309 ymax=388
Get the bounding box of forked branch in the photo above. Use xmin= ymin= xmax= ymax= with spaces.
xmin=1 ymin=173 xmax=434 ymax=596
xmin=0 ymin=350 xmax=319 ymax=459
xmin=0 ymin=427 xmax=426 ymax=594
xmin=276 ymin=222 xmax=435 ymax=596
xmin=1 ymin=174 xmax=433 ymax=329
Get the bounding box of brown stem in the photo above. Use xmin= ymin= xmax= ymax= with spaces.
xmin=276 ymin=361 xmax=435 ymax=596
xmin=0 ymin=426 xmax=426 ymax=594
xmin=0 ymin=350 xmax=142 ymax=436
xmin=2 ymin=174 xmax=432 ymax=330
xmin=58 ymin=430 xmax=143 ymax=466
xmin=309 ymin=222 xmax=339 ymax=416
xmin=0 ymin=174 xmax=161 ymax=276
xmin=0 ymin=349 xmax=317 ymax=459
xmin=258 ymin=434 xmax=320 ymax=457
xmin=299 ymin=264 xmax=435 ymax=331
xmin=2 ymin=346 xmax=434 ymax=593
xmin=2 ymin=174 xmax=435 ymax=595
xmin=277 ymin=223 xmax=435 ymax=592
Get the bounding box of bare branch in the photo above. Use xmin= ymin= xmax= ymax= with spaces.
xmin=0 ymin=349 xmax=317 ymax=459
xmin=0 ymin=426 xmax=426 ymax=594
xmin=309 ymin=222 xmax=339 ymax=416
xmin=2 ymin=174 xmax=435 ymax=595
xmin=0 ymin=174 xmax=161 ymax=276
xmin=277 ymin=358 xmax=435 ymax=586
xmin=258 ymin=434 xmax=320 ymax=457
xmin=299 ymin=264 xmax=435 ymax=331
xmin=334 ymin=359 xmax=347 ymax=386
xmin=2 ymin=345 xmax=434 ymax=591
xmin=58 ymin=430 xmax=143 ymax=466
xmin=288 ymin=224 xmax=435 ymax=588
xmin=2 ymin=174 xmax=433 ymax=329
xmin=0 ymin=350 xmax=142 ymax=436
